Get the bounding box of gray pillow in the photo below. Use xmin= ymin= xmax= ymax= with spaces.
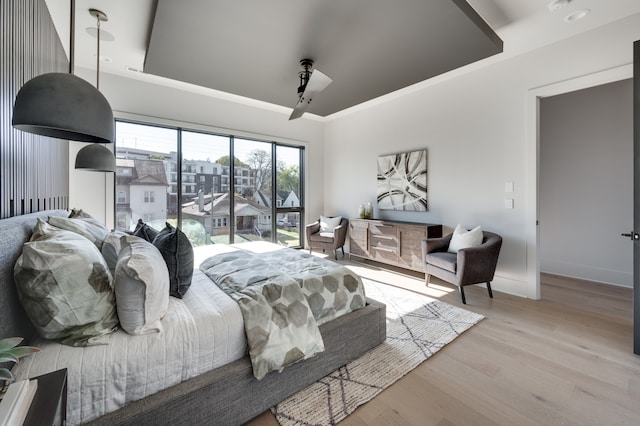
xmin=115 ymin=235 xmax=169 ymax=335
xmin=14 ymin=221 xmax=118 ymax=346
xmin=101 ymin=230 xmax=130 ymax=270
xmin=132 ymin=218 xmax=159 ymax=242
xmin=153 ymin=222 xmax=194 ymax=298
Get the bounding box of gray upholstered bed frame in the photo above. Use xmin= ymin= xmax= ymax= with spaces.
xmin=0 ymin=210 xmax=387 ymax=425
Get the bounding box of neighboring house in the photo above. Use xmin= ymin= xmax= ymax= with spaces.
xmin=183 ymin=191 xmax=272 ymax=241
xmin=254 ymin=190 xmax=299 ymax=226
xmin=279 ymin=190 xmax=299 ymax=208
xmin=277 ymin=191 xmax=300 ymax=226
xmin=254 ymin=190 xmax=276 ymax=208
xmin=115 ymin=158 xmax=169 ymax=231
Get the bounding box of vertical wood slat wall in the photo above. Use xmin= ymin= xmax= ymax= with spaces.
xmin=1 ymin=0 xmax=69 ymax=219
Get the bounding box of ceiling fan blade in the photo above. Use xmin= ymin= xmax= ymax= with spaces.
xmin=288 ymin=69 xmax=332 ymax=120
xmin=289 ymin=104 xmax=306 ymax=120
xmin=305 ymin=69 xmax=332 ymax=93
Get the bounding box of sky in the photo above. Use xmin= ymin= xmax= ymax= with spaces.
xmin=115 ymin=121 xmax=301 ymax=166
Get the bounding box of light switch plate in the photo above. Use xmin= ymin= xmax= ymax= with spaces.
xmin=505 ymin=199 xmax=514 ymax=209
xmin=505 ymin=182 xmax=514 ymax=193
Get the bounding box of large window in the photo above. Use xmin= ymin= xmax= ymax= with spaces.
xmin=114 ymin=121 xmax=305 ymax=248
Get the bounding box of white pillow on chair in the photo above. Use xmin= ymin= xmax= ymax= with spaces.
xmin=448 ymin=224 xmax=483 ymax=253
xmin=319 ymin=216 xmax=342 ymax=232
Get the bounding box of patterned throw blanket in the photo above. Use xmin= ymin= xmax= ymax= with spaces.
xmin=199 ymin=247 xmax=366 ymax=380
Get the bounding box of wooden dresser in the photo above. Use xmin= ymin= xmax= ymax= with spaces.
xmin=349 ymin=219 xmax=442 ymax=272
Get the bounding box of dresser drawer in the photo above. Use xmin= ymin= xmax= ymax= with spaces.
xmin=370 ymin=246 xmax=398 ymax=263
xmin=369 ymin=222 xmax=396 ymax=237
xmin=370 ymin=234 xmax=397 ymax=249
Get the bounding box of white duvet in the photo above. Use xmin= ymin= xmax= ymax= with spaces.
xmin=12 ymin=268 xmax=247 ymax=425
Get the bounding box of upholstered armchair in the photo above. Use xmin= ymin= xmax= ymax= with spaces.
xmin=421 ymin=230 xmax=502 ymax=304
xmin=306 ymin=217 xmax=349 ymax=260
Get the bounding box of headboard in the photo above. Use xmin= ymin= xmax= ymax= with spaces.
xmin=0 ymin=210 xmax=68 ymax=341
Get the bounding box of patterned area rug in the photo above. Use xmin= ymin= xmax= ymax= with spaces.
xmin=271 ymin=279 xmax=484 ymax=426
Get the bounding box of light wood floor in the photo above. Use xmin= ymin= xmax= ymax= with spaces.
xmin=247 ymin=259 xmax=639 ymax=426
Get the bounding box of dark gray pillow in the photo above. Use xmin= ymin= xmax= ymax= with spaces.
xmin=132 ymin=218 xmax=159 ymax=242
xmin=152 ymin=222 xmax=194 ymax=298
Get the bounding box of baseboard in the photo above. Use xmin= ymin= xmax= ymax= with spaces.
xmin=541 ymin=259 xmax=632 ymax=288
xmin=489 ymin=275 xmax=531 ymax=299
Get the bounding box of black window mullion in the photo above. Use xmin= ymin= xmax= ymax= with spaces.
xmin=177 ymin=129 xmax=183 ymax=227
xmin=271 ymin=142 xmax=277 ymax=242
xmin=229 ymin=136 xmax=235 ymax=244
xmin=299 ymin=147 xmax=305 ymax=248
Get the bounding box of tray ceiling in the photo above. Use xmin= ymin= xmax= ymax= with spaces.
xmin=143 ymin=0 xmax=503 ymax=117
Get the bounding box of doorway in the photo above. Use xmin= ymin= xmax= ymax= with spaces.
xmin=525 ymin=64 xmax=633 ymax=300
xmin=538 ymin=80 xmax=633 ymax=289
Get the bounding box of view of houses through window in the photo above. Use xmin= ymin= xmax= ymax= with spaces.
xmin=115 ymin=121 xmax=304 ymax=248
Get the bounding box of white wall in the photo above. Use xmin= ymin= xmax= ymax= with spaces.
xmin=68 ymin=72 xmax=325 ymax=229
xmin=540 ymin=80 xmax=633 ymax=287
xmin=323 ymin=13 xmax=640 ymax=298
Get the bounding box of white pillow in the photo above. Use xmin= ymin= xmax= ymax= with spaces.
xmin=115 ymin=235 xmax=170 ymax=335
xmin=319 ymin=216 xmax=342 ymax=233
xmin=448 ymin=224 xmax=483 ymax=253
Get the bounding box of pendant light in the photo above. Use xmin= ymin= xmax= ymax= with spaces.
xmin=74 ymin=142 xmax=115 ymax=172
xmin=74 ymin=8 xmax=115 ymax=173
xmin=12 ymin=0 xmax=114 ymax=144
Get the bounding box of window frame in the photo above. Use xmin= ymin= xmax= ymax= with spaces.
xmin=114 ymin=118 xmax=306 ymax=248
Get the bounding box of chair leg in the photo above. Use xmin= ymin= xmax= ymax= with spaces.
xmin=487 ymin=282 xmax=493 ymax=299
xmin=341 ymin=246 xmax=345 ymax=257
xmin=459 ymin=286 xmax=467 ymax=304
xmin=425 ymin=273 xmax=431 ymax=287
xmin=334 ymin=249 xmax=338 ymax=260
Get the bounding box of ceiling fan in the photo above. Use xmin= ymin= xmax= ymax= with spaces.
xmin=289 ymin=59 xmax=332 ymax=120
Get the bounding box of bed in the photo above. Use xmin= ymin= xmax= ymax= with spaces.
xmin=0 ymin=210 xmax=386 ymax=425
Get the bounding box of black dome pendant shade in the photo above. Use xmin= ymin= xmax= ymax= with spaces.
xmin=74 ymin=143 xmax=115 ymax=172
xmin=12 ymin=0 xmax=114 ymax=146
xmin=12 ymin=72 xmax=114 ymax=143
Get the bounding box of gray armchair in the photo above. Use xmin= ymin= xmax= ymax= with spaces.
xmin=306 ymin=218 xmax=349 ymax=260
xmin=421 ymin=230 xmax=502 ymax=304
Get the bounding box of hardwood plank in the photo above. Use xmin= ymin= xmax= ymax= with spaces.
xmin=245 ymin=262 xmax=639 ymax=426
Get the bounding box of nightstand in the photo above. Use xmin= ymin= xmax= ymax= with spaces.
xmin=23 ymin=369 xmax=67 ymax=426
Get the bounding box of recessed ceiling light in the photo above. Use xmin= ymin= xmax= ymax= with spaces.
xmin=548 ymin=0 xmax=572 ymax=13
xmin=564 ymin=9 xmax=591 ymax=23
xmin=85 ymin=27 xmax=115 ymax=42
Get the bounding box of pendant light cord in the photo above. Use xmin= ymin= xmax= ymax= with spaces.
xmin=96 ymin=11 xmax=100 ymax=89
xmin=88 ymin=8 xmax=107 ymax=89
xmin=70 ymin=0 xmax=75 ymax=74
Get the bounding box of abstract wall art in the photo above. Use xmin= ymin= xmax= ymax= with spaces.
xmin=377 ymin=149 xmax=428 ymax=211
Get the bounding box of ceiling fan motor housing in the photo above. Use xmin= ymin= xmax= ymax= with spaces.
xmin=297 ymin=59 xmax=314 ymax=96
